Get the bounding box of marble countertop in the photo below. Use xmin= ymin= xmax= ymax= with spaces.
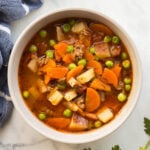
xmin=1 ymin=0 xmax=150 ymax=149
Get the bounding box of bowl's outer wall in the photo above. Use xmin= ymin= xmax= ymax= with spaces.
xmin=8 ymin=9 xmax=142 ymax=144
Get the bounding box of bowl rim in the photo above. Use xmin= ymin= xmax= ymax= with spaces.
xmin=8 ymin=8 xmax=142 ymax=144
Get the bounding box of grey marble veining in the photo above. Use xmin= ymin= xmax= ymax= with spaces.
xmin=1 ymin=0 xmax=150 ymax=149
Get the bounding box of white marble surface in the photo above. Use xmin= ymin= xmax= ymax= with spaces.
xmin=0 ymin=0 xmax=150 ymax=149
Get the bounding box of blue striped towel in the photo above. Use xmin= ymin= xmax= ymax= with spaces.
xmin=0 ymin=0 xmax=42 ymax=127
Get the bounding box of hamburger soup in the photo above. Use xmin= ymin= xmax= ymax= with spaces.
xmin=18 ymin=18 xmax=132 ymax=132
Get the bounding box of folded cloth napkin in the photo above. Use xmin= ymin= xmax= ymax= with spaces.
xmin=0 ymin=0 xmax=42 ymax=127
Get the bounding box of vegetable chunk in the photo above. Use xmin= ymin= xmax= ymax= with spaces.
xmin=64 ymin=90 xmax=77 ymax=101
xmin=90 ymin=78 xmax=111 ymax=92
xmin=76 ymin=68 xmax=95 ymax=84
xmin=47 ymin=89 xmax=63 ymax=105
xmin=47 ymin=118 xmax=70 ymax=129
xmin=85 ymin=88 xmax=101 ymax=112
xmin=97 ymin=107 xmax=114 ymax=123
xmin=71 ymin=22 xmax=88 ymax=33
xmin=102 ymin=68 xmax=118 ymax=87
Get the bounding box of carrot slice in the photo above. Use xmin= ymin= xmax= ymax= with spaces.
xmin=89 ymin=23 xmax=113 ymax=35
xmin=44 ymin=74 xmax=51 ymax=84
xmin=85 ymin=88 xmax=101 ymax=112
xmin=47 ymin=67 xmax=68 ymax=79
xmin=40 ymin=59 xmax=56 ymax=72
xmin=102 ymin=68 xmax=118 ymax=87
xmin=83 ymin=50 xmax=95 ymax=61
xmin=66 ymin=65 xmax=84 ymax=81
xmin=54 ymin=42 xmax=68 ymax=61
xmin=90 ymin=78 xmax=111 ymax=92
xmin=47 ymin=118 xmax=70 ymax=129
xmin=87 ymin=60 xmax=103 ymax=75
xmin=111 ymin=64 xmax=121 ymax=78
xmin=63 ymin=53 xmax=75 ymax=64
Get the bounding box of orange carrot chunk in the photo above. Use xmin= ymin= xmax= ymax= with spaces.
xmin=47 ymin=67 xmax=68 ymax=79
xmin=85 ymin=88 xmax=101 ymax=112
xmin=90 ymin=78 xmax=111 ymax=92
xmin=47 ymin=118 xmax=70 ymax=129
xmin=63 ymin=53 xmax=75 ymax=64
xmin=87 ymin=60 xmax=103 ymax=75
xmin=40 ymin=59 xmax=56 ymax=72
xmin=66 ymin=65 xmax=84 ymax=81
xmin=111 ymin=64 xmax=121 ymax=78
xmin=102 ymin=68 xmax=118 ymax=87
xmin=83 ymin=50 xmax=95 ymax=61
xmin=54 ymin=42 xmax=68 ymax=61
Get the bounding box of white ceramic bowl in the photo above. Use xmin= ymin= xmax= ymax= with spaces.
xmin=8 ymin=8 xmax=142 ymax=144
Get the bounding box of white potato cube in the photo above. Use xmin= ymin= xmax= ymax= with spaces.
xmin=76 ymin=68 xmax=95 ymax=84
xmin=56 ymin=26 xmax=65 ymax=41
xmin=71 ymin=22 xmax=87 ymax=33
xmin=68 ymin=77 xmax=79 ymax=87
xmin=47 ymin=90 xmax=63 ymax=106
xmin=64 ymin=90 xmax=77 ymax=101
xmin=97 ymin=107 xmax=114 ymax=123
xmin=27 ymin=58 xmax=38 ymax=73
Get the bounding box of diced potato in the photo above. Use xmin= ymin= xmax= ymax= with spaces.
xmin=47 ymin=89 xmax=63 ymax=105
xmin=97 ymin=107 xmax=114 ymax=123
xmin=71 ymin=22 xmax=88 ymax=34
xmin=36 ymin=79 xmax=48 ymax=93
xmin=76 ymin=68 xmax=95 ymax=84
xmin=68 ymin=77 xmax=79 ymax=87
xmin=27 ymin=58 xmax=38 ymax=73
xmin=28 ymin=86 xmax=40 ymax=99
xmin=64 ymin=90 xmax=77 ymax=101
xmin=56 ymin=26 xmax=65 ymax=41
xmin=69 ymin=113 xmax=88 ymax=131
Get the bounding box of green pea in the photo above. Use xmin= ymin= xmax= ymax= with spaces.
xmin=22 ymin=90 xmax=29 ymax=99
xmin=94 ymin=120 xmax=102 ymax=128
xmin=125 ymin=84 xmax=131 ymax=91
xmin=69 ymin=19 xmax=76 ymax=26
xmin=68 ymin=63 xmax=77 ymax=70
xmin=104 ymin=35 xmax=111 ymax=43
xmin=117 ymin=92 xmax=127 ymax=102
xmin=78 ymin=59 xmax=87 ymax=66
xmin=57 ymin=84 xmax=66 ymax=90
xmin=29 ymin=45 xmax=37 ymax=53
xmin=124 ymin=77 xmax=132 ymax=84
xmin=66 ymin=45 xmax=74 ymax=53
xmin=49 ymin=39 xmax=56 ymax=47
xmin=112 ymin=36 xmax=120 ymax=44
xmin=45 ymin=50 xmax=53 ymax=58
xmin=63 ymin=109 xmax=72 ymax=117
xmin=105 ymin=60 xmax=114 ymax=68
xmin=122 ymin=60 xmax=130 ymax=69
xmin=121 ymin=52 xmax=128 ymax=60
xmin=38 ymin=112 xmax=46 ymax=120
xmin=62 ymin=23 xmax=71 ymax=33
xmin=89 ymin=47 xmax=95 ymax=54
xmin=39 ymin=29 xmax=47 ymax=38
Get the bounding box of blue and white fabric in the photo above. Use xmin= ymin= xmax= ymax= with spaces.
xmin=0 ymin=0 xmax=42 ymax=127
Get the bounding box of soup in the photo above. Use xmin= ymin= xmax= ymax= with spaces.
xmin=18 ymin=18 xmax=132 ymax=132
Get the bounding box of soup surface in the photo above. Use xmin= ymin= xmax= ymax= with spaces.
xmin=19 ymin=18 xmax=132 ymax=132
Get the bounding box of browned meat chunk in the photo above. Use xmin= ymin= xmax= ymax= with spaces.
xmin=110 ymin=45 xmax=121 ymax=57
xmin=94 ymin=42 xmax=111 ymax=58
